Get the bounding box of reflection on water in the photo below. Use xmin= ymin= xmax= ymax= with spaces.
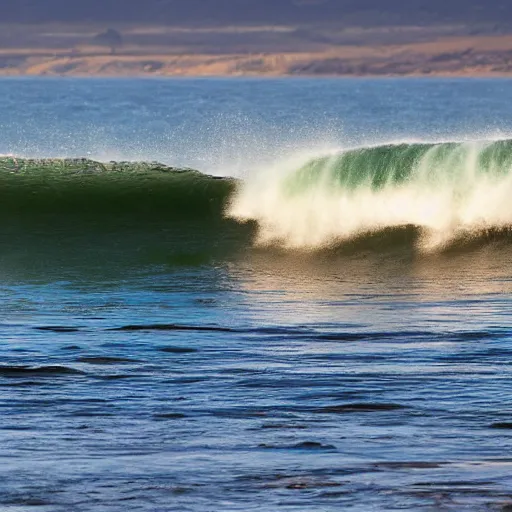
xmin=228 ymin=244 xmax=512 ymax=332
xmin=1 ymin=219 xmax=512 ymax=511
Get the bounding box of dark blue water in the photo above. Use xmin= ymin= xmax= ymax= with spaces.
xmin=1 ymin=78 xmax=512 ymax=511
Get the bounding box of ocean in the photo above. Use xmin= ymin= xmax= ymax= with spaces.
xmin=1 ymin=77 xmax=512 ymax=512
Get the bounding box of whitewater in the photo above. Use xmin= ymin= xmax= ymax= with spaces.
xmin=228 ymin=138 xmax=512 ymax=250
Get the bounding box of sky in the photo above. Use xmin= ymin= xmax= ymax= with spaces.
xmin=4 ymin=0 xmax=512 ymax=26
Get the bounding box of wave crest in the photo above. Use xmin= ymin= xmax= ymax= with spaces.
xmin=227 ymin=139 xmax=512 ymax=251
xmin=0 ymin=157 xmax=235 ymax=216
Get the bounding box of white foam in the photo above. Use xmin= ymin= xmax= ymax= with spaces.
xmin=227 ymin=139 xmax=512 ymax=251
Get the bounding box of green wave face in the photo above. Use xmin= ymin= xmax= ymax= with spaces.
xmin=0 ymin=158 xmax=246 ymax=276
xmin=0 ymin=157 xmax=235 ymax=216
xmin=286 ymin=140 xmax=512 ymax=195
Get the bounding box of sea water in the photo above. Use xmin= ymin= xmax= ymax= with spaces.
xmin=1 ymin=78 xmax=512 ymax=511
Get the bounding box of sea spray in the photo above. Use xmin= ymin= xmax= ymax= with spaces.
xmin=227 ymin=139 xmax=512 ymax=250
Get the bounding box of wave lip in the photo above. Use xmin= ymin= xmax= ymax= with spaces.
xmin=228 ymin=139 xmax=512 ymax=251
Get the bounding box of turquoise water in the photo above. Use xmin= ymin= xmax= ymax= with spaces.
xmin=2 ymin=78 xmax=512 ymax=511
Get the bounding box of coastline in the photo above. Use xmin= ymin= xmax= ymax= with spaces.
xmin=3 ymin=26 xmax=512 ymax=78
xmin=2 ymin=56 xmax=512 ymax=78
xmin=3 ymin=57 xmax=512 ymax=78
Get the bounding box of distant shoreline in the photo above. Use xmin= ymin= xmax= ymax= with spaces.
xmin=2 ymin=72 xmax=512 ymax=78
xmin=2 ymin=69 xmax=512 ymax=79
xmin=2 ymin=50 xmax=512 ymax=78
xmin=3 ymin=23 xmax=512 ymax=78
xmin=2 ymin=55 xmax=512 ymax=78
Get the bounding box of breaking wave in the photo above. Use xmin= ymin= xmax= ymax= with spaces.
xmin=228 ymin=139 xmax=512 ymax=250
xmin=4 ymin=139 xmax=512 ymax=253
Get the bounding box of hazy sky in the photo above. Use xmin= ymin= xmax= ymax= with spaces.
xmin=4 ymin=0 xmax=512 ymax=25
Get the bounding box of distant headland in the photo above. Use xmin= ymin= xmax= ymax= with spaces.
xmin=2 ymin=0 xmax=512 ymax=77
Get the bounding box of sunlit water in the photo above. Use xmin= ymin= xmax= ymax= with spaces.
xmin=1 ymin=78 xmax=512 ymax=511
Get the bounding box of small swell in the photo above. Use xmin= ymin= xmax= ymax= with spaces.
xmin=0 ymin=365 xmax=85 ymax=377
xmin=77 ymin=356 xmax=141 ymax=364
xmin=158 ymin=347 xmax=199 ymax=354
xmin=259 ymin=441 xmax=337 ymax=451
xmin=111 ymin=324 xmax=234 ymax=333
xmin=35 ymin=326 xmax=81 ymax=333
xmin=315 ymin=403 xmax=406 ymax=414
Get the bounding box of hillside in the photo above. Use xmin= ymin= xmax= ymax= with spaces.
xmin=2 ymin=0 xmax=512 ymax=77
